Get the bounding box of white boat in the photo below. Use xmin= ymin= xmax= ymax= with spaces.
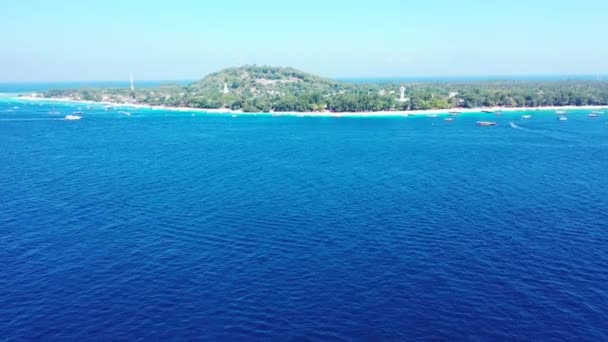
xmin=427 ymin=114 xmax=438 ymax=118
xmin=558 ymin=116 xmax=568 ymax=121
xmin=65 ymin=115 xmax=82 ymax=121
xmin=118 ymin=111 xmax=131 ymax=116
xmin=444 ymin=117 xmax=454 ymax=122
xmin=521 ymin=115 xmax=532 ymax=120
xmin=556 ymin=110 xmax=567 ymax=115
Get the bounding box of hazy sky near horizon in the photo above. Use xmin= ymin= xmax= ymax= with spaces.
xmin=1 ymin=0 xmax=607 ymax=81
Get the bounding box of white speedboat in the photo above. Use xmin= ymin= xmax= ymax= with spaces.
xmin=558 ymin=116 xmax=568 ymax=121
xmin=521 ymin=115 xmax=532 ymax=120
xmin=65 ymin=115 xmax=82 ymax=121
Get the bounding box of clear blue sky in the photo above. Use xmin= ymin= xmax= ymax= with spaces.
xmin=1 ymin=0 xmax=607 ymax=81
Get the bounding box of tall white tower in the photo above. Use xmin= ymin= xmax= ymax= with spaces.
xmin=399 ymin=86 xmax=406 ymax=102
xmin=130 ymin=73 xmax=136 ymax=100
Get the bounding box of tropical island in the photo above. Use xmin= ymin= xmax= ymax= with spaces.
xmin=26 ymin=65 xmax=608 ymax=113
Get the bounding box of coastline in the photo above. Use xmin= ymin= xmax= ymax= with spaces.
xmin=11 ymin=96 xmax=608 ymax=117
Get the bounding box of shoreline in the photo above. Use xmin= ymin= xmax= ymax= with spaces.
xmin=11 ymin=96 xmax=608 ymax=117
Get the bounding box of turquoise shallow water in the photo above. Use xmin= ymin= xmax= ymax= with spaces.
xmin=1 ymin=98 xmax=608 ymax=340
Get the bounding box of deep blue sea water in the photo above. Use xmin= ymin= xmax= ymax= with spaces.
xmin=1 ymin=98 xmax=608 ymax=340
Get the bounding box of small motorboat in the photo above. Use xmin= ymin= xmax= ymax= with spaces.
xmin=521 ymin=115 xmax=532 ymax=120
xmin=476 ymin=121 xmax=497 ymax=126
xmin=444 ymin=117 xmax=454 ymax=122
xmin=556 ymin=110 xmax=567 ymax=115
xmin=558 ymin=116 xmax=568 ymax=121
xmin=448 ymin=111 xmax=461 ymax=116
xmin=427 ymin=114 xmax=439 ymax=118
xmin=588 ymin=113 xmax=599 ymax=118
xmin=65 ymin=115 xmax=82 ymax=121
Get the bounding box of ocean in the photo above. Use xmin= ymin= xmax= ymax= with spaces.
xmin=1 ymin=97 xmax=607 ymax=340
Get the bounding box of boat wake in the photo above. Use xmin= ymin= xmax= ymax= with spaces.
xmin=509 ymin=122 xmax=523 ymax=130
xmin=509 ymin=121 xmax=583 ymax=143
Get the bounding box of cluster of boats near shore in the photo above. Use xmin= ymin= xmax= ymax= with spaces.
xmin=59 ymin=108 xmax=605 ymax=124
xmin=452 ymin=109 xmax=604 ymax=126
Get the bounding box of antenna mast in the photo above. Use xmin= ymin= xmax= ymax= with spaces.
xmin=130 ymin=72 xmax=135 ymax=100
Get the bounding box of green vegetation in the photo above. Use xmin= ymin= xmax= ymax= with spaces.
xmin=39 ymin=66 xmax=608 ymax=112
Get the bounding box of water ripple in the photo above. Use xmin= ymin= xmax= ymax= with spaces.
xmin=1 ymin=101 xmax=608 ymax=340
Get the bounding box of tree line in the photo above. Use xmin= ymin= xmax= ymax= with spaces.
xmin=42 ymin=80 xmax=608 ymax=113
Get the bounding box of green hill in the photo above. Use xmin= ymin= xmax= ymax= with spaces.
xmin=190 ymin=65 xmax=339 ymax=93
xmin=186 ymin=65 xmax=348 ymax=111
